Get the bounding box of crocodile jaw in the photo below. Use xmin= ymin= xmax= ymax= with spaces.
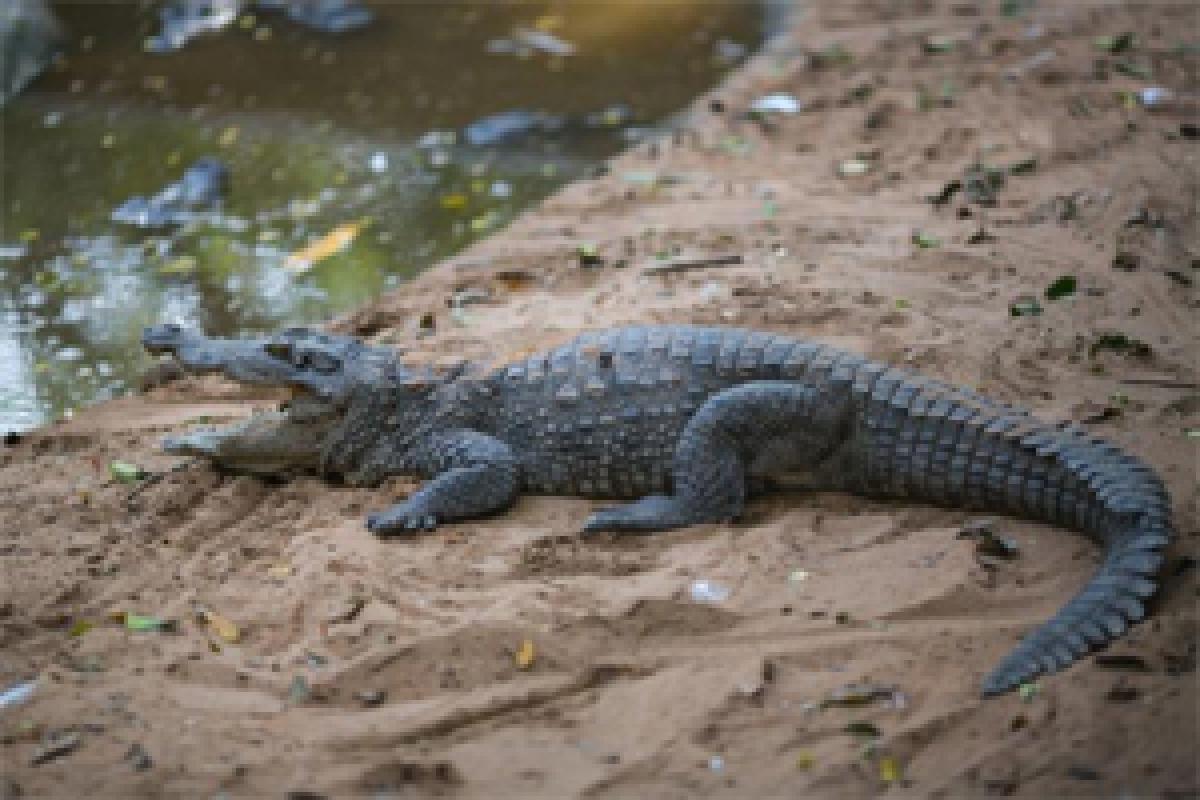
xmin=162 ymin=410 xmax=331 ymax=477
xmin=142 ymin=323 xmax=353 ymax=401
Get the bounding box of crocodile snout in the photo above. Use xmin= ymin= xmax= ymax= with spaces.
xmin=142 ymin=323 xmax=190 ymax=355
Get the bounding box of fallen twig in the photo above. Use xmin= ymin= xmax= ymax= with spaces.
xmin=124 ymin=459 xmax=200 ymax=510
xmin=641 ymin=253 xmax=743 ymax=275
xmin=1117 ymin=378 xmax=1198 ymax=390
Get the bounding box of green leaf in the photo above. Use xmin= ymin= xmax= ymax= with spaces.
xmin=845 ymin=721 xmax=882 ymax=738
xmin=911 ymin=232 xmax=941 ymax=249
xmin=926 ymin=180 xmax=962 ymax=206
xmin=923 ymin=35 xmax=956 ymax=54
xmin=158 ymin=255 xmax=198 ymax=275
xmin=1094 ymin=32 xmax=1135 ymax=54
xmin=1010 ymin=297 xmax=1043 ymax=317
xmin=68 ymin=620 xmax=93 ymax=637
xmin=1008 ymin=157 xmax=1038 ymax=176
xmin=123 ymin=614 xmax=176 ymax=632
xmin=1113 ymin=61 xmax=1152 ymax=80
xmin=109 ymin=460 xmax=146 ymax=483
xmin=1089 ymin=333 xmax=1153 ymax=359
xmin=1000 ymin=0 xmax=1034 ymax=17
xmin=576 ymin=243 xmax=604 ymax=268
xmin=1044 ymin=275 xmax=1077 ymax=300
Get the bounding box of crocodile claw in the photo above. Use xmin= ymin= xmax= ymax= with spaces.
xmin=580 ymin=508 xmax=636 ymax=535
xmin=366 ymin=510 xmax=439 ymax=537
xmin=581 ymin=495 xmax=696 ymax=535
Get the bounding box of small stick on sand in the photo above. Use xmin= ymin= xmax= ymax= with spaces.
xmin=641 ymin=253 xmax=743 ymax=275
xmin=1117 ymin=378 xmax=1199 ymax=390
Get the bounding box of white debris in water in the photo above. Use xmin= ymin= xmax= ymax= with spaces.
xmin=485 ymin=38 xmax=518 ymax=55
xmin=219 ymin=216 xmax=250 ymax=233
xmin=417 ymin=130 xmax=456 ymax=149
xmin=490 ymin=180 xmax=512 ymax=198
xmin=55 ymin=347 xmax=85 ymax=362
xmin=511 ymin=27 xmax=576 ymax=57
xmin=368 ymin=151 xmax=389 ymax=173
xmin=253 ymin=244 xmax=287 ymax=260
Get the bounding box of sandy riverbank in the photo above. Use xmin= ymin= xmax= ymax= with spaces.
xmin=2 ymin=0 xmax=1197 ymax=797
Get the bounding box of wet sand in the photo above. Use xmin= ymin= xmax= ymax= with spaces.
xmin=2 ymin=0 xmax=1197 ymax=797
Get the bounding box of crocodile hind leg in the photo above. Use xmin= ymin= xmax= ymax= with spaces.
xmin=582 ymin=381 xmax=855 ymax=534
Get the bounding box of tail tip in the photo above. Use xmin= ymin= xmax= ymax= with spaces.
xmin=980 ymin=674 xmax=1012 ymax=697
xmin=981 ymin=661 xmax=1041 ymax=697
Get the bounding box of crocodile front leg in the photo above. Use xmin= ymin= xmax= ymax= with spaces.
xmin=583 ymin=381 xmax=855 ymax=534
xmin=366 ymin=430 xmax=521 ymax=536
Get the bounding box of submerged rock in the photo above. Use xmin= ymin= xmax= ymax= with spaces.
xmin=463 ymin=110 xmax=568 ymax=147
xmin=148 ymin=0 xmax=372 ymax=53
xmin=111 ymin=157 xmax=230 ymax=228
xmin=0 ymin=0 xmax=61 ymax=107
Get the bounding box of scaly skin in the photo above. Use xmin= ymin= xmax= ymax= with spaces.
xmin=142 ymin=323 xmax=1173 ymax=696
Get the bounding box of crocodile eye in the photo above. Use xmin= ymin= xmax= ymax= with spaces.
xmin=306 ymin=351 xmax=341 ymax=374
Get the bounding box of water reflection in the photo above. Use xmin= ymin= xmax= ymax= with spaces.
xmin=1 ymin=1 xmax=762 ymax=431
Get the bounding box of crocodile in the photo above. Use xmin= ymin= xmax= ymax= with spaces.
xmin=112 ymin=157 xmax=230 ymax=228
xmin=147 ymin=0 xmax=372 ymax=54
xmin=141 ymin=322 xmax=1173 ymax=696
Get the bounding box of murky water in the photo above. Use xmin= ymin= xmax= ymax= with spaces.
xmin=1 ymin=1 xmax=764 ymax=432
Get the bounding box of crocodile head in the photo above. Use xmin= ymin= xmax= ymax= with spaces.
xmin=142 ymin=323 xmax=385 ymax=476
xmin=143 ymin=323 xmax=371 ymax=403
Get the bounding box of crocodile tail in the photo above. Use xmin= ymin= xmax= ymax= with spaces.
xmin=976 ymin=427 xmax=1172 ymax=695
xmin=852 ymin=366 xmax=1172 ymax=695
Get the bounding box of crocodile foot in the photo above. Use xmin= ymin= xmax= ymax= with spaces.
xmin=366 ymin=508 xmax=439 ymax=536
